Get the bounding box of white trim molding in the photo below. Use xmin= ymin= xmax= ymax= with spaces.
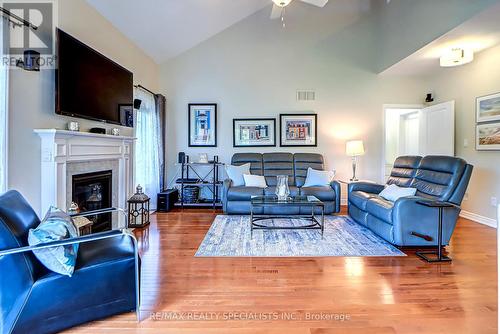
xmin=35 ymin=129 xmax=135 ymax=228
xmin=460 ymin=210 xmax=497 ymax=228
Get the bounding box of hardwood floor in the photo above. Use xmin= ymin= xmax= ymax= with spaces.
xmin=67 ymin=208 xmax=497 ymax=334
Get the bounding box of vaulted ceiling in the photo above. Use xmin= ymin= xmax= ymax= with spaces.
xmin=86 ymin=0 xmax=270 ymax=63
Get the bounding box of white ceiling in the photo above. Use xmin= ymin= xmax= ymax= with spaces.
xmin=381 ymin=2 xmax=500 ymax=76
xmin=86 ymin=0 xmax=270 ymax=63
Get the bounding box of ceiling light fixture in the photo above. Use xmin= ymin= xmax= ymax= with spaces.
xmin=272 ymin=0 xmax=293 ymax=7
xmin=439 ymin=48 xmax=474 ymax=67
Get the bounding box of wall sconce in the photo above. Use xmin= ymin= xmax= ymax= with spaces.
xmin=16 ymin=50 xmax=40 ymax=71
xmin=440 ymin=48 xmax=474 ymax=67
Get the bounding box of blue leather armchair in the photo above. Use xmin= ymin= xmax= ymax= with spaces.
xmin=0 ymin=190 xmax=140 ymax=334
xmin=348 ymin=156 xmax=473 ymax=247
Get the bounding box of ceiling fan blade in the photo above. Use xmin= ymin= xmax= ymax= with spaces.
xmin=270 ymin=4 xmax=282 ymax=19
xmin=300 ymin=0 xmax=328 ymax=7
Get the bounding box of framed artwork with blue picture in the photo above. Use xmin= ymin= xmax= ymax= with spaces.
xmin=476 ymin=92 xmax=500 ymax=151
xmin=188 ymin=103 xmax=217 ymax=147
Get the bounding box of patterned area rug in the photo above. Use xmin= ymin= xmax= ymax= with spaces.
xmin=195 ymin=215 xmax=406 ymax=257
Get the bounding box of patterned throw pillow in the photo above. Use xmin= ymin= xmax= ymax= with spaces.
xmin=28 ymin=206 xmax=79 ymax=277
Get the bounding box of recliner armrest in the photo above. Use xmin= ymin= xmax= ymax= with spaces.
xmin=391 ymin=196 xmax=461 ymax=246
xmin=222 ymin=179 xmax=233 ymax=212
xmin=330 ymin=180 xmax=341 ymax=213
xmin=348 ymin=181 xmax=385 ymax=194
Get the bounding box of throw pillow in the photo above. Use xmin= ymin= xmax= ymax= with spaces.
xmin=28 ymin=206 xmax=79 ymax=277
xmin=379 ymin=184 xmax=417 ymax=202
xmin=302 ymin=168 xmax=336 ymax=187
xmin=243 ymin=174 xmax=267 ymax=188
xmin=225 ymin=163 xmax=251 ymax=187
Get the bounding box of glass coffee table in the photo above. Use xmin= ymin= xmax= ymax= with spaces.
xmin=250 ymin=195 xmax=325 ymax=238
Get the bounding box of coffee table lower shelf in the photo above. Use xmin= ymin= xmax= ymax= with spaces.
xmin=250 ymin=214 xmax=324 ymax=238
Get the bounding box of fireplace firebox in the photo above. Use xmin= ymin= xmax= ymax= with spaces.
xmin=72 ymin=170 xmax=113 ymax=232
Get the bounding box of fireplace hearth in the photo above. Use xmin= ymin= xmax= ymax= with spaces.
xmin=72 ymin=170 xmax=113 ymax=232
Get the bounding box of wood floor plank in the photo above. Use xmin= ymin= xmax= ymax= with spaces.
xmin=64 ymin=207 xmax=497 ymax=334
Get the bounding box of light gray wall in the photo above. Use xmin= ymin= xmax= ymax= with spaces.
xmin=375 ymin=0 xmax=498 ymax=72
xmin=8 ymin=0 xmax=159 ymax=214
xmin=419 ymin=45 xmax=500 ymax=221
xmin=160 ymin=0 xmax=425 ymax=196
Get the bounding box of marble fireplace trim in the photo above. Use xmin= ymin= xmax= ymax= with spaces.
xmin=65 ymin=160 xmax=120 ymax=212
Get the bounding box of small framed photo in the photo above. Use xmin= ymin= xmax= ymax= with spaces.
xmin=476 ymin=122 xmax=500 ymax=151
xmin=188 ymin=104 xmax=217 ymax=147
xmin=233 ymin=118 xmax=276 ymax=147
xmin=279 ymin=114 xmax=317 ymax=147
xmin=477 ymin=92 xmax=500 ymax=123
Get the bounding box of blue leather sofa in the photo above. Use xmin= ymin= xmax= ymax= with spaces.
xmin=348 ymin=156 xmax=473 ymax=246
xmin=222 ymin=153 xmax=341 ymax=214
xmin=0 ymin=191 xmax=140 ymax=334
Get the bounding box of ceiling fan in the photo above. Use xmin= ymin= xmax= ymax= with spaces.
xmin=270 ymin=0 xmax=329 ymax=27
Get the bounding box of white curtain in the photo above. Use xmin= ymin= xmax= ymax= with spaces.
xmin=0 ymin=19 xmax=8 ymax=193
xmin=134 ymin=88 xmax=160 ymax=210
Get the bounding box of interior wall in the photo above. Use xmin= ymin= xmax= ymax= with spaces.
xmin=8 ymin=0 xmax=159 ymax=214
xmin=419 ymin=44 xmax=500 ymax=221
xmin=159 ymin=0 xmax=425 ymax=198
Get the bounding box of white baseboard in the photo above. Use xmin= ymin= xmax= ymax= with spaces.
xmin=460 ymin=210 xmax=497 ymax=228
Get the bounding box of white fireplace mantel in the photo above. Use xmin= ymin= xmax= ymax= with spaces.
xmin=35 ymin=129 xmax=135 ymax=226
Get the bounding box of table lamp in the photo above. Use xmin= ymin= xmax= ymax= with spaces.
xmin=346 ymin=140 xmax=365 ymax=181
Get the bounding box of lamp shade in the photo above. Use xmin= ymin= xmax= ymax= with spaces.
xmin=346 ymin=140 xmax=365 ymax=157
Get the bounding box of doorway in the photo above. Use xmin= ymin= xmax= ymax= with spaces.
xmin=383 ymin=101 xmax=455 ymax=181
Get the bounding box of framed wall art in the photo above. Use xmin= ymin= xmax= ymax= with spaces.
xmin=233 ymin=118 xmax=276 ymax=147
xmin=476 ymin=122 xmax=500 ymax=151
xmin=477 ymin=92 xmax=500 ymax=123
xmin=279 ymin=113 xmax=317 ymax=147
xmin=188 ymin=103 xmax=217 ymax=147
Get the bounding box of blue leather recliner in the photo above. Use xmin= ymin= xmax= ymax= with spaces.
xmin=348 ymin=156 xmax=473 ymax=247
xmin=0 ymin=190 xmax=140 ymax=334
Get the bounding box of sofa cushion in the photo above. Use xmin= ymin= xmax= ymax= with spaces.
xmin=231 ymin=153 xmax=263 ymax=175
xmin=243 ymin=174 xmax=267 ymax=188
xmin=349 ymin=191 xmax=375 ymax=210
xmin=264 ymin=186 xmax=300 ymax=197
xmin=411 ymin=156 xmax=467 ymax=201
xmin=300 ymin=186 xmax=335 ymax=202
xmin=379 ymin=184 xmax=417 ymax=202
xmin=262 ymin=153 xmax=294 ymax=186
xmin=303 ymin=168 xmax=334 ymax=187
xmin=387 ymin=156 xmax=421 ymax=187
xmin=227 ymin=187 xmax=265 ymax=201
xmin=366 ymin=196 xmax=394 ymax=223
xmin=293 ymin=153 xmax=324 ymax=187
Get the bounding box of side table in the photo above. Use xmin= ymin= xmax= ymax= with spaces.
xmin=414 ymin=200 xmax=456 ymax=263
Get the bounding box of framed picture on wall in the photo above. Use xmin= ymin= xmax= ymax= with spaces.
xmin=476 ymin=122 xmax=500 ymax=150
xmin=477 ymin=92 xmax=500 ymax=123
xmin=188 ymin=104 xmax=217 ymax=147
xmin=279 ymin=114 xmax=317 ymax=147
xmin=233 ymin=118 xmax=276 ymax=147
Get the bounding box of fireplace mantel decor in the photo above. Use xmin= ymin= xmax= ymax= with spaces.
xmin=35 ymin=129 xmax=135 ymax=229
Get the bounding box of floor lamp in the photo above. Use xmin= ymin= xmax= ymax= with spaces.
xmin=346 ymin=140 xmax=365 ymax=181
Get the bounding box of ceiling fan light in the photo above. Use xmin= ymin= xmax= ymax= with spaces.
xmin=440 ymin=48 xmax=474 ymax=67
xmin=272 ymin=0 xmax=293 ymax=7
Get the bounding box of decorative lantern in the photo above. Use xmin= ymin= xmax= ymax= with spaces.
xmin=127 ymin=185 xmax=150 ymax=228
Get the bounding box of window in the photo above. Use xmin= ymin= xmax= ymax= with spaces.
xmin=134 ymin=88 xmax=160 ymax=209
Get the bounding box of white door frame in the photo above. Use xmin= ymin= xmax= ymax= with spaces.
xmin=382 ymin=104 xmax=424 ymax=183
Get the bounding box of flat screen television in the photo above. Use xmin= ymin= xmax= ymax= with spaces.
xmin=56 ymin=28 xmax=134 ymax=127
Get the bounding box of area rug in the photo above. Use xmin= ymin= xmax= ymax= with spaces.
xmin=195 ymin=215 xmax=406 ymax=257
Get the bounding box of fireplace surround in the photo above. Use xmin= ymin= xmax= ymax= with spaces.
xmin=35 ymin=129 xmax=135 ymax=229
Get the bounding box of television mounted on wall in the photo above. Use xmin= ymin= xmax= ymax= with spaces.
xmin=55 ymin=28 xmax=134 ymax=127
